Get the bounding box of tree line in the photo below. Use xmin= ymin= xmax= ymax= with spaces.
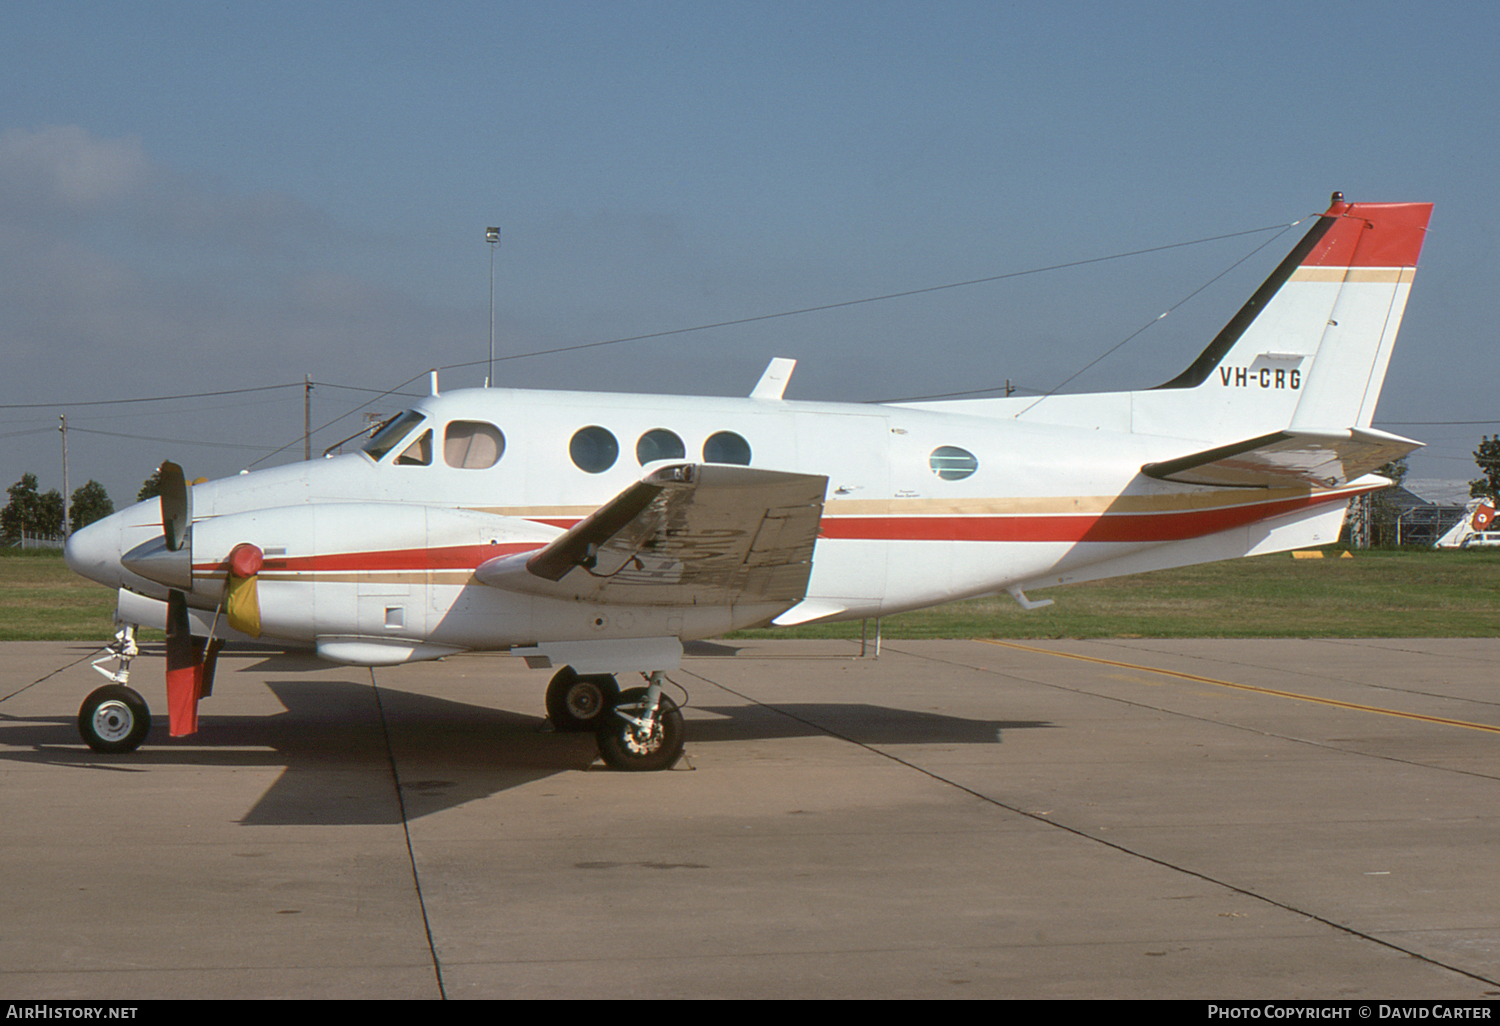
xmin=2 ymin=470 xmax=165 ymax=545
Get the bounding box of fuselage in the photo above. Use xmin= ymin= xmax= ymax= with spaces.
xmin=66 ymin=383 xmax=1368 ymax=660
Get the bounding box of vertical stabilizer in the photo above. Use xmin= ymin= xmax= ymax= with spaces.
xmin=1141 ymin=196 xmax=1431 ymax=441
xmin=1284 ymin=199 xmax=1431 ymax=429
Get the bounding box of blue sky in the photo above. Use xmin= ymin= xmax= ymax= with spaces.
xmin=3 ymin=0 xmax=1496 ymax=507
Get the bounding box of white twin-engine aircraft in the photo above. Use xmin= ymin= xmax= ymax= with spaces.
xmin=65 ymin=195 xmax=1432 ymax=770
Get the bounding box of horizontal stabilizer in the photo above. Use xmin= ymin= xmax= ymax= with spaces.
xmin=1142 ymin=427 xmax=1421 ymax=489
xmin=477 ymin=463 xmax=828 ymax=608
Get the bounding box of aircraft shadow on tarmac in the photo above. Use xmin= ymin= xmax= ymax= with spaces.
xmin=3 ymin=670 xmax=1051 ymax=827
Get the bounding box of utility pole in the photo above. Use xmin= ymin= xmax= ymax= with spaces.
xmin=304 ymin=375 xmax=312 ymax=461
xmin=59 ymin=414 xmax=70 ymax=539
xmin=486 ymin=226 xmax=500 ymax=387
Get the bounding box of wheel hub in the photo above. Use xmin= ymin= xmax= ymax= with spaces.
xmin=566 ymin=682 xmax=604 ymax=719
xmin=91 ymin=700 xmax=134 ymax=743
xmin=622 ymin=722 xmax=663 ymax=756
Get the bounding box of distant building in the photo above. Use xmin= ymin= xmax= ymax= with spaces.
xmin=1346 ymin=485 xmax=1470 ymax=547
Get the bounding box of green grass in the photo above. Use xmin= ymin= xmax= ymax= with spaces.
xmin=0 ymin=547 xmax=123 ymax=641
xmin=733 ymin=547 xmax=1500 ymax=640
xmin=5 ymin=545 xmax=1498 ymax=642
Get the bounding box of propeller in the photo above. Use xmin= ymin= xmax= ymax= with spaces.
xmin=120 ymin=460 xmax=194 ymax=590
xmin=134 ymin=462 xmax=262 ymax=738
xmin=144 ymin=461 xmax=199 ymax=736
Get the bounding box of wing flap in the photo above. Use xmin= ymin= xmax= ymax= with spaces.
xmin=1142 ymin=428 xmax=1421 ymax=488
xmin=477 ymin=463 xmax=828 ymax=609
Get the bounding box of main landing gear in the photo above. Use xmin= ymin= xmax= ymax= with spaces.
xmin=545 ymin=667 xmax=620 ymax=732
xmin=78 ymin=625 xmax=151 ymax=754
xmin=547 ymin=666 xmax=685 ymax=771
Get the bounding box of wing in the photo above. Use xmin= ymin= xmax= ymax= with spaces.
xmin=476 ymin=463 xmax=828 ymax=609
xmin=1142 ymin=427 xmax=1422 ymax=489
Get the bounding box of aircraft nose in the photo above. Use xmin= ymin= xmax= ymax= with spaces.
xmin=64 ymin=514 xmax=123 ymax=588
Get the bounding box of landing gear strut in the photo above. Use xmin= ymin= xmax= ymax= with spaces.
xmin=596 ymin=671 xmax=684 ymax=772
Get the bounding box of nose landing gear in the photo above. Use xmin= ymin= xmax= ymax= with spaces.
xmin=79 ymin=625 xmax=151 ymax=753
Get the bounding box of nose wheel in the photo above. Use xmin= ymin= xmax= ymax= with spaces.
xmin=78 ymin=684 xmax=151 ymax=753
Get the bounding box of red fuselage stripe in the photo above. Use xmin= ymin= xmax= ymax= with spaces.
xmin=195 ymin=542 xmax=538 ymax=575
xmin=816 ymin=491 xmax=1347 ymax=543
xmin=192 ymin=491 xmax=1352 ymax=574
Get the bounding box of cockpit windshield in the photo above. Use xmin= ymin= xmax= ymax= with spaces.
xmin=362 ymin=411 xmax=427 ymax=461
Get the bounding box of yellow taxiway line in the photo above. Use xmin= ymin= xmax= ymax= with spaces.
xmin=978 ymin=639 xmax=1500 ymax=735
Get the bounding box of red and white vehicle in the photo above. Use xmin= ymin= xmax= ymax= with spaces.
xmin=66 ymin=194 xmax=1433 ymax=769
xmin=1435 ymin=498 xmax=1499 ymax=548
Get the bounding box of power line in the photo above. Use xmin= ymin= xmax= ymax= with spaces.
xmin=248 ymin=369 xmax=432 ymax=468
xmin=68 ymin=426 xmax=277 ymax=452
xmin=0 ymin=382 xmax=302 ymax=411
xmin=1011 ymin=222 xmax=1299 ymax=418
xmin=6 ymin=217 xmax=1383 ymax=472
xmin=437 ymin=221 xmax=1300 ymax=373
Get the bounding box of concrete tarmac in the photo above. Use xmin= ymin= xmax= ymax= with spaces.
xmin=2 ymin=637 xmax=1498 ymax=1000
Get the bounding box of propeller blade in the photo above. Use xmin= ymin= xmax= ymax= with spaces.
xmin=158 ymin=461 xmax=192 ymax=553
xmin=164 ymin=588 xmax=202 ymax=737
xmin=200 ymin=638 xmax=226 ymax=699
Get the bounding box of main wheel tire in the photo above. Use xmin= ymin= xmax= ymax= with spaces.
xmin=545 ymin=668 xmax=620 ymax=732
xmin=596 ymin=686 xmax=684 ymax=772
xmin=78 ymin=684 xmax=151 ymax=754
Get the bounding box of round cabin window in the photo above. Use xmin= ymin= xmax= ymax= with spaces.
xmin=703 ymin=431 xmax=752 ymax=466
xmin=570 ymin=426 xmax=619 ymax=473
xmin=636 ymin=428 xmax=686 ymax=465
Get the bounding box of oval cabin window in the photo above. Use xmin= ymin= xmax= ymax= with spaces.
xmin=929 ymin=445 xmax=978 ymax=481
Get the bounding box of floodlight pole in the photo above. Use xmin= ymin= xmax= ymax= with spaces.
xmin=486 ymin=226 xmax=501 ymax=387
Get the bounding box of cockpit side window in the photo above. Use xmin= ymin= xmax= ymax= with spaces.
xmin=362 ymin=411 xmax=427 ymax=461
xmin=396 ymin=430 xmax=433 ymax=466
xmin=444 ymin=421 xmax=505 ymax=469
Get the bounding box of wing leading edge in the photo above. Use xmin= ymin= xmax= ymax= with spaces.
xmin=477 ymin=463 xmax=828 ymax=610
xmin=1142 ymin=427 xmax=1421 ymax=489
